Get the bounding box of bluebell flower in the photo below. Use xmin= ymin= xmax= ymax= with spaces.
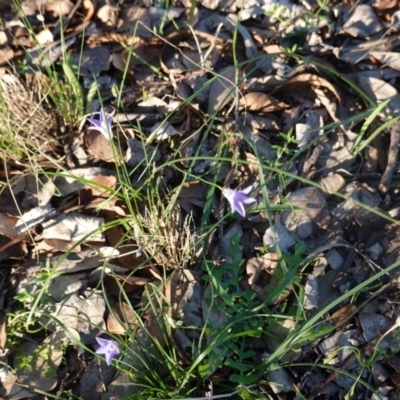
xmin=95 ymin=337 xmax=120 ymax=366
xmin=87 ymin=108 xmax=115 ymax=140
xmin=222 ymin=185 xmax=256 ymax=217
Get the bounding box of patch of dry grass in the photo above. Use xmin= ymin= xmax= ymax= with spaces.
xmin=0 ymin=72 xmax=62 ymax=163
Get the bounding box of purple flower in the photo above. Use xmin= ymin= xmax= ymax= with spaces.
xmin=87 ymin=108 xmax=115 ymax=140
xmin=95 ymin=337 xmax=120 ymax=366
xmin=222 ymin=185 xmax=256 ymax=217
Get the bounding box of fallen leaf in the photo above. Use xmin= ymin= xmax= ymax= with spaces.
xmin=278 ymin=73 xmax=340 ymax=101
xmin=107 ymin=302 xmax=138 ymax=335
xmin=70 ymin=46 xmax=111 ymax=77
xmin=341 ymin=4 xmax=384 ymax=38
xmin=0 ymin=213 xmax=18 ymax=238
xmin=239 ymin=92 xmax=289 ymax=112
xmin=45 ymin=0 xmax=74 ymax=16
xmin=198 ymin=0 xmax=218 ymax=10
xmin=207 ymin=66 xmax=242 ymax=115
xmin=0 ymin=47 xmax=14 ymax=65
xmin=36 ymin=28 xmax=53 ymax=46
xmin=97 ymin=4 xmax=118 ymax=26
xmin=104 ymin=274 xmax=149 ymax=296
xmin=118 ymin=5 xmax=152 ymax=38
xmin=178 ymin=181 xmax=207 ymax=214
xmin=358 ymin=76 xmax=400 ymax=115
xmin=330 ymin=304 xmax=358 ymax=328
xmin=370 ymin=52 xmax=400 ymax=72
xmin=0 ymin=32 xmax=8 ymax=45
xmin=49 ymin=273 xmax=86 ymax=302
xmin=86 ymin=130 xmax=116 ymax=162
xmin=49 ymin=291 xmax=105 ymax=343
xmin=0 ymin=366 xmax=35 ymax=399
xmin=78 ymin=175 xmax=117 ymax=209
xmin=16 ymin=329 xmax=77 ymax=392
xmin=54 ymin=167 xmax=116 ymax=197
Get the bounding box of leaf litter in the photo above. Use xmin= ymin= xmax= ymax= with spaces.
xmin=1 ymin=0 xmax=400 ymax=398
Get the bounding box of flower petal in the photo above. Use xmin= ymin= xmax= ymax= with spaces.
xmin=87 ymin=117 xmax=102 ymax=128
xmin=96 ymin=337 xmax=109 ymax=346
xmin=243 ymin=197 xmax=257 ymax=205
xmin=240 ymin=185 xmax=253 ymax=195
xmin=235 ymin=201 xmax=246 ymax=217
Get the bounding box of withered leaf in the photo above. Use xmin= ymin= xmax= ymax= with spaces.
xmin=239 ymin=92 xmax=289 ymax=113
xmin=207 ymin=66 xmax=243 ymax=115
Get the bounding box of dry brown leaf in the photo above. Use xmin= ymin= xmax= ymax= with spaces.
xmin=104 ymin=274 xmax=150 ymax=296
xmin=107 ymin=302 xmax=138 ymax=335
xmin=246 ymin=253 xmax=291 ymax=304
xmin=171 ymin=269 xmax=202 ymax=330
xmin=0 ymin=213 xmax=18 ymax=238
xmin=45 ymin=0 xmax=74 ymax=16
xmin=78 ymin=175 xmax=118 ymax=210
xmin=126 ymin=138 xmax=161 ymax=167
xmin=246 ymin=253 xmax=279 ymax=286
xmin=198 ymin=0 xmax=219 ymax=10
xmin=55 ymin=167 xmax=117 ymax=197
xmin=219 ymin=222 xmax=243 ymax=262
xmin=82 ymin=0 xmax=95 ymax=23
xmin=370 ymin=52 xmax=400 ymax=71
xmin=0 ymin=32 xmax=7 ymax=46
xmin=0 ymin=367 xmax=36 ymax=399
xmin=43 ymin=238 xmax=81 ymax=252
xmin=330 ymin=304 xmax=358 ymax=328
xmin=119 ymin=5 xmax=152 ymax=38
xmin=239 ymin=92 xmax=289 ymax=112
xmin=104 ymin=221 xmax=147 ymax=272
xmin=70 ymin=46 xmax=111 ymax=77
xmin=0 ymin=235 xmax=27 ymax=261
xmin=358 ymin=76 xmax=400 ymax=115
xmin=49 ymin=292 xmax=105 ymax=341
xmin=0 ymin=316 xmax=6 ymax=349
xmin=242 ymin=113 xmax=280 ymax=131
xmin=372 ymin=0 xmax=397 ymax=21
xmin=0 ymin=47 xmax=13 ymax=65
xmin=97 ymin=4 xmax=119 ymax=26
xmin=11 ymin=174 xmax=56 ymax=209
xmin=243 ymin=151 xmax=261 ymax=176
xmin=372 ymin=0 xmax=397 ymax=11
xmin=86 ymin=130 xmax=115 ymax=162
xmin=263 ymin=44 xmax=286 ymax=54
xmin=50 ymin=273 xmax=86 ymax=302
xmin=111 ymin=47 xmax=151 ymax=76
xmin=207 ymin=66 xmax=242 ymax=115
xmin=267 ymin=320 xmax=301 ymax=363
xmin=391 ymin=371 xmax=400 ymax=388
xmin=223 ymin=14 xmax=257 ymax=59
xmin=16 ymin=330 xmax=74 ymax=392
xmin=36 ymin=28 xmax=53 ymax=46
xmin=177 ymin=181 xmax=207 ymax=214
xmin=341 ymin=4 xmax=384 ymax=38
xmin=16 ymin=206 xmax=105 ymax=243
xmin=279 ymin=73 xmax=340 ymax=101
xmin=320 ymin=174 xmax=346 ymax=195
xmin=281 ymin=187 xmax=330 ymax=238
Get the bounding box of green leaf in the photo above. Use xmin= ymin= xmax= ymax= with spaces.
xmin=229 ymin=372 xmax=258 ymax=385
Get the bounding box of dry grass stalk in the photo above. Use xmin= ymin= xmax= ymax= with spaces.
xmin=131 ymin=206 xmax=199 ymax=270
